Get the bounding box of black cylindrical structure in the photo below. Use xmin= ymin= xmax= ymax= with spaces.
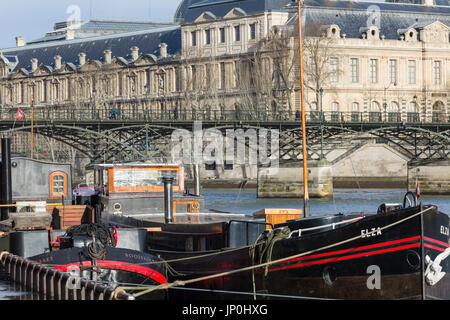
xmin=193 ymin=163 xmax=200 ymax=197
xmin=1 ymin=138 xmax=12 ymax=221
xmin=163 ymin=176 xmax=174 ymax=224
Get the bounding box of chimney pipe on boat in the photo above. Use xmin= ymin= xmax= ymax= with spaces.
xmin=193 ymin=163 xmax=200 ymax=197
xmin=1 ymin=138 xmax=12 ymax=221
xmin=163 ymin=176 xmax=174 ymax=224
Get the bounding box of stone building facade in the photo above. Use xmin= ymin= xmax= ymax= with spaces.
xmin=0 ymin=0 xmax=449 ymax=161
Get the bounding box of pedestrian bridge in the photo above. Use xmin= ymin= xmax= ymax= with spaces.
xmin=0 ymin=107 xmax=449 ymax=165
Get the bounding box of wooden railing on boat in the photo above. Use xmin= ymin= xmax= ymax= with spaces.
xmin=47 ymin=205 xmax=95 ymax=230
xmin=172 ymin=200 xmax=199 ymax=223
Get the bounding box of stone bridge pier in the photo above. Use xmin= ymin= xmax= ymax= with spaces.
xmin=408 ymin=160 xmax=450 ymax=195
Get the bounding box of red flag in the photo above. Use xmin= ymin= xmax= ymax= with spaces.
xmin=16 ymin=108 xmax=25 ymax=120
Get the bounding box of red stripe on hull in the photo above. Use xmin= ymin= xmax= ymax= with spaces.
xmin=268 ymin=243 xmax=421 ymax=273
xmin=280 ymin=236 xmax=421 ymax=265
xmin=54 ymin=260 xmax=167 ymax=284
xmin=424 ymin=236 xmax=449 ymax=248
xmin=424 ymin=244 xmax=446 ymax=252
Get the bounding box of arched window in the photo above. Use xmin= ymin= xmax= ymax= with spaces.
xmin=432 ymin=101 xmax=445 ymax=122
xmin=388 ymin=101 xmax=400 ymax=122
xmin=408 ymin=101 xmax=419 ymax=122
xmin=49 ymin=171 xmax=68 ymax=198
xmin=370 ymin=101 xmax=380 ymax=112
xmin=331 ymin=102 xmax=339 ymax=121
xmin=351 ymin=102 xmax=359 ymax=122
xmin=370 ymin=101 xmax=381 ymax=122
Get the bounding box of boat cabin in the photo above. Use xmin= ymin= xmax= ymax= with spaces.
xmin=93 ymin=163 xmax=204 ymax=216
xmin=10 ymin=157 xmax=73 ymax=204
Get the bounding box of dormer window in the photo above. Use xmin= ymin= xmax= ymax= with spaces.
xmin=324 ymin=24 xmax=341 ymax=38
xmin=367 ymin=26 xmax=379 ymax=40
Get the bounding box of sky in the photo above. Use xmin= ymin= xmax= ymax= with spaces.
xmin=0 ymin=0 xmax=182 ymax=49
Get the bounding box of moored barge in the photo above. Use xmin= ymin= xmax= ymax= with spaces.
xmin=94 ymin=162 xmax=450 ymax=300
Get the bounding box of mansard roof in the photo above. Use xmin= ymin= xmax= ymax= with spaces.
xmin=175 ymin=0 xmax=293 ymax=23
xmin=290 ymin=0 xmax=450 ymax=40
xmin=0 ymin=25 xmax=181 ymax=73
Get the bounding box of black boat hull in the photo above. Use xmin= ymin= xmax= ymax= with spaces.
xmin=149 ymin=206 xmax=449 ymax=300
xmin=30 ymin=247 xmax=168 ymax=300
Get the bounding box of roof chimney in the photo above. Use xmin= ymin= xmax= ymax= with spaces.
xmin=104 ymin=50 xmax=112 ymax=64
xmin=15 ymin=36 xmax=26 ymax=47
xmin=65 ymin=29 xmax=75 ymax=40
xmin=30 ymin=58 xmax=38 ymax=73
xmin=130 ymin=46 xmax=139 ymax=61
xmin=78 ymin=52 xmax=86 ymax=66
xmin=54 ymin=55 xmax=62 ymax=70
xmin=159 ymin=43 xmax=168 ymax=58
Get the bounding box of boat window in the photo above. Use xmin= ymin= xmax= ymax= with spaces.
xmin=49 ymin=171 xmax=67 ymax=198
xmin=112 ymin=168 xmax=179 ymax=188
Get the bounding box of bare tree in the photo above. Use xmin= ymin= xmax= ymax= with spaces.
xmin=301 ymin=22 xmax=340 ymax=111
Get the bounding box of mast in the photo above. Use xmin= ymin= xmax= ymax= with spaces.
xmin=31 ymin=97 xmax=34 ymax=159
xmin=297 ymin=0 xmax=310 ymax=217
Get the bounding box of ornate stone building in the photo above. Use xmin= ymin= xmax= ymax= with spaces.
xmin=0 ymin=0 xmax=449 ymax=163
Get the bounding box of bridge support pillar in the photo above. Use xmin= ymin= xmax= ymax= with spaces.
xmin=408 ymin=160 xmax=450 ymax=195
xmin=257 ymin=159 xmax=333 ymax=198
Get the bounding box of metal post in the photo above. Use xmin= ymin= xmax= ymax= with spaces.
xmin=163 ymin=176 xmax=174 ymax=224
xmin=297 ymin=1 xmax=310 ymax=217
xmin=193 ymin=163 xmax=200 ymax=197
xmin=1 ymin=138 xmax=12 ymax=221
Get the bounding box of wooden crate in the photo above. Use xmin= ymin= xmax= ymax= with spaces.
xmin=253 ymin=208 xmax=302 ymax=229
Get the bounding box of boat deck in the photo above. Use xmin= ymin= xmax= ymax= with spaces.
xmin=104 ymin=210 xmax=259 ymax=224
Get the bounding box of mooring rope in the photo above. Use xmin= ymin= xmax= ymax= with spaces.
xmin=114 ymin=205 xmax=436 ymax=299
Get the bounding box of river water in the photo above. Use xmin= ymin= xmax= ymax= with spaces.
xmin=1 ymin=188 xmax=449 ymax=300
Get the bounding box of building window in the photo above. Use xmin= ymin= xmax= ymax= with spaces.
xmin=250 ymin=23 xmax=256 ymax=40
xmin=49 ymin=171 xmax=67 ymax=198
xmin=175 ymin=68 xmax=181 ymax=92
xmin=191 ymin=65 xmax=197 ymax=89
xmin=389 ymin=59 xmax=397 ymax=84
xmin=329 ymin=57 xmax=338 ymax=82
xmin=234 ymin=25 xmax=241 ymax=42
xmin=351 ymin=102 xmax=359 ymax=121
xmin=205 ymin=29 xmax=211 ymax=45
xmin=434 ymin=61 xmax=441 ymax=85
xmin=191 ymin=31 xmax=197 ymax=46
xmin=350 ymin=58 xmax=359 ymax=83
xmin=331 ymin=102 xmax=339 ymax=121
xmin=235 ymin=61 xmax=240 ymax=87
xmin=220 ymin=27 xmax=226 ymax=43
xmin=370 ymin=59 xmax=378 ymax=84
xmin=408 ymin=60 xmax=416 ymax=84
xmin=220 ymin=62 xmax=226 ymax=89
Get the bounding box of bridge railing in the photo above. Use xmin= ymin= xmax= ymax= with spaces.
xmin=1 ymin=106 xmax=449 ymax=124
